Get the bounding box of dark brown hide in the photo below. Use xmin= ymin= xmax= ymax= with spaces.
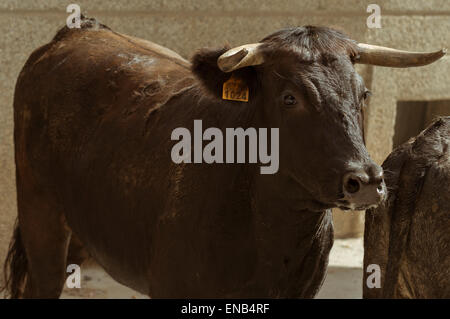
xmin=4 ymin=19 xmax=383 ymax=298
xmin=364 ymin=117 xmax=450 ymax=298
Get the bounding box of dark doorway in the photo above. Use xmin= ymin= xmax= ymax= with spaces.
xmin=393 ymin=100 xmax=450 ymax=148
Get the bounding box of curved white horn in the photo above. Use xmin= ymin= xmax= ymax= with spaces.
xmin=217 ymin=43 xmax=264 ymax=72
xmin=355 ymin=43 xmax=446 ymax=67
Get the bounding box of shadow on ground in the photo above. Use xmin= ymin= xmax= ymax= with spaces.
xmin=316 ymin=266 xmax=362 ymax=299
xmin=60 ymin=238 xmax=365 ymax=299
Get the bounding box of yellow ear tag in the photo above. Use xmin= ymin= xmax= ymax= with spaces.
xmin=222 ymin=75 xmax=249 ymax=102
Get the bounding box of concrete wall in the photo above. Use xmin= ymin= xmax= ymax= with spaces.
xmin=394 ymin=100 xmax=450 ymax=148
xmin=1 ymin=1 xmax=449 ymax=272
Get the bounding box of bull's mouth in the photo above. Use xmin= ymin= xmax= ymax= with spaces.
xmin=335 ymin=199 xmax=381 ymax=211
xmin=286 ymin=171 xmax=387 ymax=212
xmin=335 ymin=182 xmax=387 ymax=211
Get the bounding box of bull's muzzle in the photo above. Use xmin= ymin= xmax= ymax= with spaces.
xmin=339 ymin=164 xmax=386 ymax=210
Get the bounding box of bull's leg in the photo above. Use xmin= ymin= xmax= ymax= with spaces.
xmin=18 ymin=197 xmax=71 ymax=299
xmin=66 ymin=232 xmax=90 ymax=270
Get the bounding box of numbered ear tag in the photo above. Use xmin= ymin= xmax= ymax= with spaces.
xmin=222 ymin=75 xmax=249 ymax=102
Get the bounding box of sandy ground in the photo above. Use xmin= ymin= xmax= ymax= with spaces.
xmin=316 ymin=238 xmax=364 ymax=299
xmin=60 ymin=238 xmax=364 ymax=299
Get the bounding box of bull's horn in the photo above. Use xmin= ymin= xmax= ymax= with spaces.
xmin=355 ymin=43 xmax=446 ymax=67
xmin=217 ymin=43 xmax=264 ymax=72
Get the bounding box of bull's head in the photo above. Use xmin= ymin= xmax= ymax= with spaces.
xmin=192 ymin=26 xmax=446 ymax=211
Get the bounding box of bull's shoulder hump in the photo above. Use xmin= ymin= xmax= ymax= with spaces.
xmin=113 ymin=33 xmax=191 ymax=68
xmin=50 ymin=18 xmax=191 ymax=70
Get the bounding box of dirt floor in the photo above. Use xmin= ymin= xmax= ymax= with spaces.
xmin=316 ymin=238 xmax=364 ymax=299
xmin=60 ymin=238 xmax=364 ymax=299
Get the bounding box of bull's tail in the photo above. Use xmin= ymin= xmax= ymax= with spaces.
xmin=0 ymin=219 xmax=28 ymax=298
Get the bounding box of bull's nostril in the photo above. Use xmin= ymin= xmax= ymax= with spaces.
xmin=377 ymin=184 xmax=385 ymax=195
xmin=345 ymin=177 xmax=360 ymax=194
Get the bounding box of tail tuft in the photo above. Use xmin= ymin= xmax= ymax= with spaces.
xmin=1 ymin=219 xmax=28 ymax=298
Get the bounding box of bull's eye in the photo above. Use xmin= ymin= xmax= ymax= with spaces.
xmin=363 ymin=89 xmax=372 ymax=100
xmin=284 ymin=95 xmax=297 ymax=106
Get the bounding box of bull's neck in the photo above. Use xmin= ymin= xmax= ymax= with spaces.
xmin=192 ymin=93 xmax=329 ymax=213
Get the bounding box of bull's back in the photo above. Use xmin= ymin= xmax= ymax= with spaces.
xmin=14 ymin=19 xmax=193 ymax=176
xmin=364 ymin=117 xmax=450 ymax=298
xmin=13 ymin=19 xmax=195 ymax=293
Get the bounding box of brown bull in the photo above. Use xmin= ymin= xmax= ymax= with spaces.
xmin=364 ymin=117 xmax=450 ymax=298
xmin=1 ymin=17 xmax=445 ymax=298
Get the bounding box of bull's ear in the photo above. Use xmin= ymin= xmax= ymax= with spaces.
xmin=191 ymin=46 xmax=257 ymax=99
